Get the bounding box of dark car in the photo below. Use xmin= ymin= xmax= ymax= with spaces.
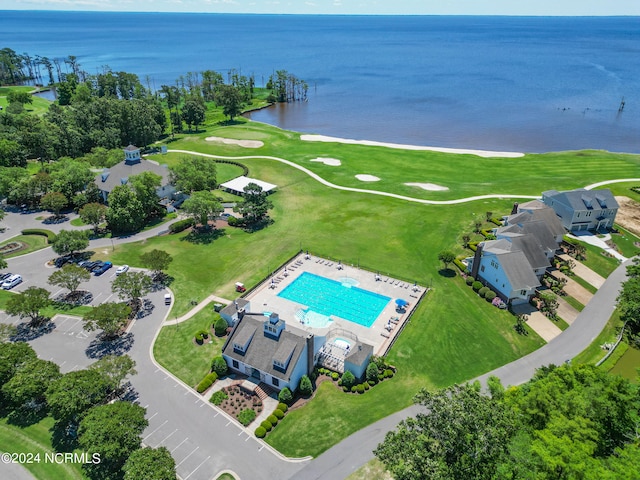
xmin=0 ymin=272 xmax=13 ymax=281
xmin=90 ymin=261 xmax=105 ymax=272
xmin=80 ymin=261 xmax=99 ymax=271
xmin=54 ymin=256 xmax=73 ymax=268
xmin=93 ymin=261 xmax=112 ymax=276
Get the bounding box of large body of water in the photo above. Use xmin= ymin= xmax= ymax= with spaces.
xmin=2 ymin=11 xmax=639 ymax=153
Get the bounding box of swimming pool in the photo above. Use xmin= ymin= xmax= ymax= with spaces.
xmin=278 ymin=272 xmax=390 ymax=328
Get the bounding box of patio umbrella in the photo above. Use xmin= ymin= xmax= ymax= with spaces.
xmin=395 ymin=298 xmax=409 ymax=307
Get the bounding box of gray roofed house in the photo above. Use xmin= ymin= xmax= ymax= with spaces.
xmin=94 ymin=145 xmax=175 ymax=204
xmin=497 ymin=221 xmax=559 ymax=260
xmin=220 ymin=298 xmax=250 ymax=327
xmin=542 ymin=188 xmax=619 ymax=232
xmin=222 ymin=312 xmax=313 ymax=391
xmin=505 ymin=201 xmax=566 ymax=242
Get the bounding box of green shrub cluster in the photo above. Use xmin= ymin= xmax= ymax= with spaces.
xmin=209 ymin=390 xmax=228 ymax=405
xmin=195 ymin=330 xmax=209 ymax=343
xmin=169 ymin=218 xmax=195 ymax=233
xmin=267 ymin=414 xmax=278 ymax=426
xmin=211 ymin=356 xmax=228 ymax=377
xmin=196 ymin=372 xmax=218 ymax=393
xmin=478 ymin=286 xmax=489 ymax=297
xmin=490 ymin=217 xmax=503 ymax=226
xmin=472 ymin=281 xmax=483 ymax=292
xmin=453 ymin=258 xmax=467 ymax=272
xmin=273 ymin=409 xmax=285 ymax=419
xmin=237 ymin=408 xmax=256 ymax=426
xmin=466 ymin=276 xmax=475 ymax=286
xmin=226 ymin=215 xmax=244 ymax=227
xmin=484 ymin=290 xmax=497 ymax=301
xmin=21 ymin=228 xmax=57 ymax=243
xmin=261 ymin=420 xmax=273 ymax=432
xmin=278 ymin=387 xmax=293 ymax=405
xmin=255 ymin=426 xmax=266 ymax=438
xmin=468 ymin=242 xmax=479 ymax=252
xmin=384 ymin=369 xmax=394 ymax=378
xmin=277 ymin=402 xmax=288 ymax=413
xmin=331 ymin=372 xmax=339 ymax=381
xmin=214 ymin=317 xmax=228 ymax=336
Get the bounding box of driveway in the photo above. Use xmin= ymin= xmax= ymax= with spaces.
xmin=550 ymin=270 xmax=594 ymax=305
xmin=293 ymin=257 xmax=634 ymax=480
xmin=557 ymin=254 xmax=606 ymax=288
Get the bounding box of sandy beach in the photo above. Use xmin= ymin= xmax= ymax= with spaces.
xmin=300 ymin=134 xmax=525 ymax=158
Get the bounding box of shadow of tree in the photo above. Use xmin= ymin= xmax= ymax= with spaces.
xmin=11 ymin=319 xmax=55 ymax=342
xmin=151 ymin=273 xmax=174 ymax=289
xmin=136 ymin=299 xmax=155 ymax=319
xmin=181 ymin=227 xmax=226 ymax=244
xmin=438 ymin=268 xmax=457 ymax=278
xmin=242 ymin=218 xmax=274 ymax=233
xmin=50 ymin=419 xmax=79 ymax=452
xmin=7 ymin=404 xmax=48 ymax=427
xmin=216 ymin=119 xmax=244 ymax=127
xmin=85 ymin=332 xmax=134 ymax=359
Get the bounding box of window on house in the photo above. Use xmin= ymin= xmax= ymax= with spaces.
xmin=232 ymin=360 xmax=239 ymax=369
xmin=272 ymin=377 xmax=279 ymax=387
xmin=521 ymin=290 xmax=527 ymax=295
xmin=480 ymin=265 xmax=485 ymax=272
xmin=490 ymin=259 xmax=499 ymax=269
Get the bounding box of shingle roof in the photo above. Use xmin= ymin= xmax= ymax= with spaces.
xmin=493 ymin=251 xmax=541 ymax=290
xmin=220 ymin=299 xmax=250 ymax=317
xmin=543 ymin=188 xmax=619 ymax=212
xmin=95 ymin=159 xmax=171 ymax=194
xmin=223 ymin=314 xmax=309 ymax=382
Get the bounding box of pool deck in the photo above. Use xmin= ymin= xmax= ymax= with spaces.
xmin=243 ymin=253 xmax=426 ymax=355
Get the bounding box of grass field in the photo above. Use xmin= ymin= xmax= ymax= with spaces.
xmin=0 ymin=234 xmax=48 ymax=258
xmin=100 ymin=119 xmax=640 ymax=456
xmin=153 ymin=304 xmax=226 ymax=387
xmin=0 ymin=86 xmax=52 ymax=116
xmin=0 ymin=416 xmax=85 ymax=480
xmin=573 ymin=310 xmax=623 ymax=365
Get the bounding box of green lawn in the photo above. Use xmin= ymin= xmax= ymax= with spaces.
xmin=0 ymin=234 xmax=48 ymax=258
xmin=572 ymin=240 xmax=621 ymax=278
xmin=97 ymin=120 xmax=637 ymax=457
xmin=153 ymin=304 xmax=226 ymax=387
xmin=573 ymin=310 xmax=623 ymax=365
xmin=0 ymin=86 xmax=52 ymax=116
xmin=610 ymin=225 xmax=640 ymax=259
xmin=0 ymin=416 xmax=85 ymax=480
xmin=0 ymin=290 xmax=92 ymax=319
xmin=562 ymin=295 xmax=585 ymax=312
xmin=570 ymin=274 xmax=598 ymax=294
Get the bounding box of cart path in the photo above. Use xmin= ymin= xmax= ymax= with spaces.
xmin=169 ymin=150 xmax=640 ymax=206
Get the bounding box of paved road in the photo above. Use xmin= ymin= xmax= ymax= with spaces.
xmin=293 ymin=257 xmax=633 ymax=480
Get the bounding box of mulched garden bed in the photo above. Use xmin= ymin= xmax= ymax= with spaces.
xmin=217 ymin=385 xmax=263 ymax=422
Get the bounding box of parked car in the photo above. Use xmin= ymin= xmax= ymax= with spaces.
xmin=90 ymin=261 xmax=105 ymax=272
xmin=54 ymin=256 xmax=73 ymax=268
xmin=2 ymin=274 xmax=22 ymax=290
xmin=115 ymin=265 xmax=129 ymax=275
xmin=93 ymin=261 xmax=112 ymax=276
xmin=0 ymin=272 xmax=13 ymax=281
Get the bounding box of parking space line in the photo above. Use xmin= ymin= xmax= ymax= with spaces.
xmin=183 ymin=455 xmax=211 ymax=480
xmin=157 ymin=429 xmax=178 ymax=445
xmin=143 ymin=419 xmax=168 ymax=441
xmin=171 ymin=437 xmax=189 ymax=453
xmin=148 ymin=412 xmax=158 ymax=420
xmin=176 ymin=446 xmax=199 ymax=468
xmin=183 ymin=390 xmax=189 ymax=396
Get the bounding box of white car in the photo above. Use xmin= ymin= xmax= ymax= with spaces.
xmin=115 ymin=265 xmax=129 ymax=275
xmin=2 ymin=274 xmax=22 ymax=290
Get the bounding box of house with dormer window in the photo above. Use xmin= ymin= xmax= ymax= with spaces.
xmin=542 ymin=188 xmax=619 ymax=232
xmin=94 ymin=145 xmax=175 ymax=204
xmin=222 ymin=312 xmax=316 ymax=391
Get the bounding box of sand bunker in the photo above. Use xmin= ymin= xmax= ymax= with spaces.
xmin=205 ymin=136 xmax=264 ymax=148
xmin=310 ymin=157 xmax=342 ymax=166
xmin=355 ymin=174 xmax=380 ymax=182
xmin=405 ymin=182 xmax=449 ymax=191
xmin=300 ymin=134 xmax=524 ymax=158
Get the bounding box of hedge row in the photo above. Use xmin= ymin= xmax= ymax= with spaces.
xmin=21 ymin=228 xmax=57 ymax=243
xmin=255 ymin=406 xmax=287 ymax=438
xmin=490 ymin=217 xmax=503 ymax=226
xmin=468 ymin=242 xmax=478 ymax=252
xmin=196 ymin=372 xmax=218 ymax=393
xmin=169 ymin=218 xmax=195 ymax=233
xmin=215 ymin=159 xmax=249 ymax=177
xmin=453 ymin=258 xmax=467 ymax=272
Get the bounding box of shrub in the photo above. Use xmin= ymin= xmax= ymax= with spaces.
xmin=472 ymin=281 xmax=483 ymax=292
xmin=466 ymin=276 xmax=475 ymax=286
xmin=211 ymin=356 xmax=228 ymax=377
xmin=261 ymin=420 xmax=273 ymax=432
xmin=169 ymin=218 xmax=195 ymax=233
xmin=195 ymin=333 xmax=204 ymax=344
xmin=478 ymin=286 xmax=489 ymax=297
xmin=196 ymin=372 xmax=218 ymax=393
xmin=453 ymin=258 xmax=467 ymax=272
xmin=342 ymin=386 xmax=349 ymax=392
xmin=384 ymin=369 xmax=394 ymax=378
xmin=226 ymin=215 xmax=242 ymax=227
xmin=484 ymin=290 xmax=497 ymax=301
xmin=368 ymin=379 xmax=377 ymax=386
xmin=273 ymin=409 xmax=285 ymax=419
xmin=366 ymin=362 xmax=379 ymax=383
xmin=238 ymin=408 xmax=256 ymax=426
xmin=468 ymin=242 xmax=478 ymax=252
xmin=214 ymin=317 xmax=228 ymax=336
xmin=209 ymin=390 xmax=228 ymax=405
xmin=255 ymin=427 xmax=266 ymax=438
xmin=331 ymin=372 xmax=339 ymax=381
xmin=357 ymin=384 xmax=365 ymax=394
xmin=22 ymin=228 xmax=57 ymax=243
xmin=341 ymin=370 xmax=356 ymax=390
xmin=364 ymin=382 xmax=370 ymax=390
xmin=298 ymin=374 xmax=313 ymax=397
xmin=277 ymin=402 xmax=288 ymax=413
xmin=278 ymin=387 xmax=293 ymax=405
xmin=267 ymin=415 xmax=278 ymax=425
xmin=350 ymin=386 xmax=357 ymax=393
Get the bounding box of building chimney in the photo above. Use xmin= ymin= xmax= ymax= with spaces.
xmin=306 ymin=334 xmax=315 ymax=376
xmin=470 ymin=242 xmax=484 ymax=280
xmin=511 ymin=202 xmax=519 ymax=215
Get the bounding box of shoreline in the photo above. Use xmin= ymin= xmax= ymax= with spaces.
xmin=299 ymin=134 xmax=525 ymax=158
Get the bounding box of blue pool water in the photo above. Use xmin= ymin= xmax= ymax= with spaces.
xmin=278 ymin=272 xmax=390 ymax=328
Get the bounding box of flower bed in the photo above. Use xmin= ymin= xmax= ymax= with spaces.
xmin=216 ymin=385 xmax=262 ymax=426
